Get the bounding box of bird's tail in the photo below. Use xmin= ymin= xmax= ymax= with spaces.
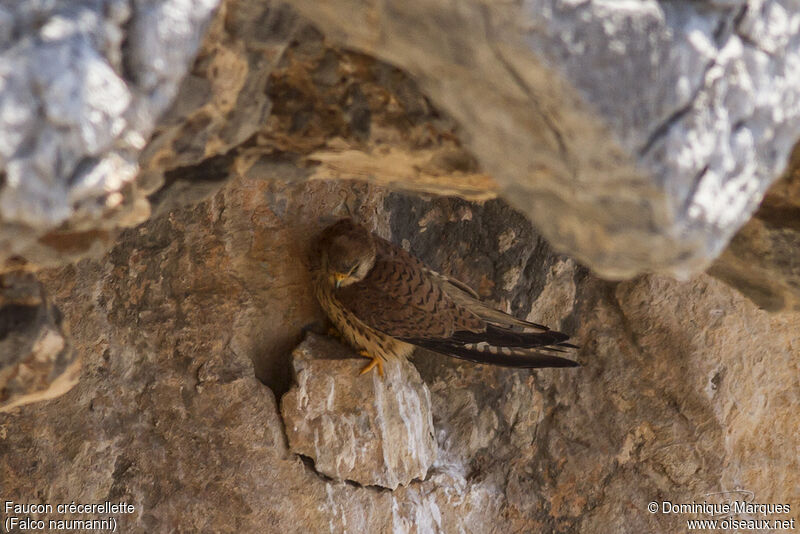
xmin=402 ymin=325 xmax=579 ymax=368
xmin=404 ymin=336 xmax=580 ymax=368
xmin=420 ymin=267 xmax=580 ymax=367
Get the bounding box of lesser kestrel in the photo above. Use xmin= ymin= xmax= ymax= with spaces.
xmin=313 ymin=219 xmax=579 ymax=376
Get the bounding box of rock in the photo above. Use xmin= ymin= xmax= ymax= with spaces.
xmin=140 ymin=3 xmax=495 ymax=219
xmin=7 ymin=0 xmax=799 ymax=282
xmin=0 ymin=178 xmax=531 ymax=532
xmin=138 ymin=1 xmax=305 ymax=218
xmin=281 ymin=333 xmax=436 ymax=489
xmin=0 ymin=175 xmax=797 ymax=532
xmin=286 ymin=0 xmax=800 ymax=278
xmin=0 ymin=1 xmax=799 ymax=531
xmin=0 ymin=0 xmax=219 ymax=269
xmin=709 ymin=141 xmax=800 ymax=311
xmin=0 ymin=270 xmax=79 ymax=412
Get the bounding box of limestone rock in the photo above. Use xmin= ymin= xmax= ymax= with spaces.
xmin=0 ymin=174 xmax=797 ymax=532
xmin=0 ymin=1 xmax=798 ymax=531
xmin=6 ymin=0 xmax=799 ymax=282
xmin=281 ymin=333 xmax=436 ymax=489
xmin=139 ymin=2 xmax=495 ymax=220
xmin=286 ymin=0 xmax=800 ymax=278
xmin=138 ymin=1 xmax=304 ymax=218
xmin=0 ymin=270 xmax=78 ymax=412
xmin=710 ymin=142 xmax=800 ymax=311
xmin=0 ymin=0 xmax=218 ymax=268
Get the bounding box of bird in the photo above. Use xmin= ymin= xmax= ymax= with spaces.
xmin=312 ymin=218 xmax=579 ymax=377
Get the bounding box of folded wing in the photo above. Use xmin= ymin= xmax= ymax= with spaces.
xmin=336 ymin=237 xmax=579 ymax=368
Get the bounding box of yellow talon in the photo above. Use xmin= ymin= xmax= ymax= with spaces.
xmin=358 ymin=350 xmax=384 ymax=377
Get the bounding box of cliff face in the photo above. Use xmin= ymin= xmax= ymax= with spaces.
xmin=4 ymin=175 xmax=797 ymax=532
xmin=1 ymin=1 xmax=798 ymax=533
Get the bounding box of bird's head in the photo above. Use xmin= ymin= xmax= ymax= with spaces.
xmin=316 ymin=219 xmax=377 ymax=289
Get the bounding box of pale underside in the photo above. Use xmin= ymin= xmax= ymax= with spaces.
xmin=314 ymin=273 xmax=416 ymax=364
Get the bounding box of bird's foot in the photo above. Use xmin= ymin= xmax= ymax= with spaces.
xmin=358 ymin=350 xmax=384 ymax=377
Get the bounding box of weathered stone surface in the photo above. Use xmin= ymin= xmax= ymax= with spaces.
xmin=0 ymin=0 xmax=218 ymax=268
xmin=710 ymin=141 xmax=800 ymax=311
xmin=137 ymin=0 xmax=303 ymax=217
xmin=286 ymin=0 xmax=800 ymax=278
xmin=140 ymin=1 xmax=495 ymax=219
xmin=1 ymin=1 xmax=799 ymax=532
xmin=391 ymin=197 xmax=800 ymax=532
xmin=1 ymin=175 xmax=797 ymax=532
xmin=0 ymin=178 xmax=534 ymax=532
xmin=7 ymin=0 xmax=798 ymax=280
xmin=0 ymin=270 xmax=78 ymax=412
xmin=281 ymin=333 xmax=436 ymax=489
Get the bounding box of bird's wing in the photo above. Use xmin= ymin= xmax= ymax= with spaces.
xmin=336 ymin=240 xmax=484 ymax=339
xmin=427 ymin=268 xmax=552 ymax=332
xmin=337 ymin=238 xmax=579 ymax=368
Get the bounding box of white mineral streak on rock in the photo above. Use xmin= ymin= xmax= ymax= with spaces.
xmin=371 ymin=364 xmax=395 ymax=487
xmin=391 ymin=485 xmax=443 ymax=534
xmin=280 ymin=333 xmax=437 ymax=489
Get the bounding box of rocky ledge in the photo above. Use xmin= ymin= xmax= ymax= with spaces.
xmin=281 ymin=333 xmax=436 ymax=490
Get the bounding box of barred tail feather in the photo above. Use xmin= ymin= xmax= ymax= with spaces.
xmin=403 ymin=337 xmax=580 ymax=368
xmin=449 ymin=325 xmax=570 ymax=348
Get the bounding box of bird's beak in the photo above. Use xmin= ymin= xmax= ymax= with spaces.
xmin=334 ymin=272 xmax=346 ymax=288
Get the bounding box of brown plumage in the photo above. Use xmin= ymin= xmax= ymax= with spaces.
xmin=313 ymin=218 xmax=579 ymax=376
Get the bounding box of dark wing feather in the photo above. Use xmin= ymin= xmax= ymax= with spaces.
xmin=432 ymin=269 xmax=551 ymax=332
